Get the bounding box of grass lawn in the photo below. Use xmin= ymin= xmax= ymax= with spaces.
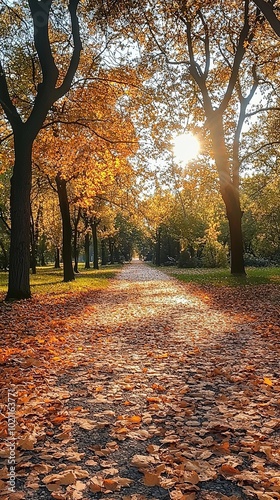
xmin=0 ymin=263 xmax=122 ymax=298
xmin=162 ymin=265 xmax=280 ymax=287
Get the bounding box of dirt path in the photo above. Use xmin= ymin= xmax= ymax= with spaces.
xmin=1 ymin=262 xmax=279 ymax=500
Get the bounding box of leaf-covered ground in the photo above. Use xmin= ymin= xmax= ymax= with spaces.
xmin=0 ymin=262 xmax=279 ymax=500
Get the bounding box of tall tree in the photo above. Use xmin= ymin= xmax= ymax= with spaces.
xmin=0 ymin=1 xmax=82 ymax=299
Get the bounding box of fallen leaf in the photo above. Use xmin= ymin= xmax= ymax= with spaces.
xmin=43 ymin=471 xmax=76 ymax=485
xmin=143 ymin=471 xmax=161 ymax=486
xmin=220 ymin=464 xmax=240 ymax=476
xmin=131 ymin=455 xmax=157 ymax=468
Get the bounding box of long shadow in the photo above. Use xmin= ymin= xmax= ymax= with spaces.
xmin=1 ymin=271 xmax=277 ymax=499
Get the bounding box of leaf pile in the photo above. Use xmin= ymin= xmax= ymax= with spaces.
xmin=0 ymin=263 xmax=279 ymax=499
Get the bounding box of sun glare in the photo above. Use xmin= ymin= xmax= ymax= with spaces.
xmin=173 ymin=133 xmax=200 ymax=164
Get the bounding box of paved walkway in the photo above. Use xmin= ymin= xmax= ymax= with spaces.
xmin=4 ymin=261 xmax=279 ymax=500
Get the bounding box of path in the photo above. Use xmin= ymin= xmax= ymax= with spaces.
xmin=1 ymin=262 xmax=279 ymax=500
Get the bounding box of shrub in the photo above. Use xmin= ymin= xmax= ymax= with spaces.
xmin=202 ymin=240 xmax=228 ymax=268
xmin=243 ymin=253 xmax=271 ymax=267
xmin=178 ymin=249 xmax=200 ymax=268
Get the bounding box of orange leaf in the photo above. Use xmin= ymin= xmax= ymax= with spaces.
xmin=103 ymin=478 xmax=119 ymax=491
xmin=51 ymin=416 xmax=68 ymax=426
xmin=263 ymin=377 xmax=273 ymax=386
xmin=128 ymin=415 xmax=142 ymax=423
xmin=220 ymin=464 xmax=240 ymax=476
xmin=146 ymin=396 xmax=160 ymax=403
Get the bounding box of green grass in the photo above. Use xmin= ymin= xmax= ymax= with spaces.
xmin=0 ymin=264 xmax=122 ymax=297
xmin=163 ymin=266 xmax=280 ymax=287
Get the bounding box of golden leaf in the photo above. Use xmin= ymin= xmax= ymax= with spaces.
xmin=263 ymin=377 xmax=273 ymax=386
xmin=128 ymin=415 xmax=142 ymax=423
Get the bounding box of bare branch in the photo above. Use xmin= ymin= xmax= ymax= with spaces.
xmin=240 ymin=140 xmax=280 ymax=165
xmin=245 ymin=106 xmax=280 ymax=119
xmin=233 ymin=64 xmax=259 ymax=188
xmin=42 ymin=119 xmax=138 ymax=145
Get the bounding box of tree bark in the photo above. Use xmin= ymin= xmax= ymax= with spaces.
xmin=155 ymin=227 xmax=161 ymax=266
xmin=84 ymin=232 xmax=90 ymax=269
xmin=91 ymin=219 xmax=99 ymax=270
xmin=30 ymin=213 xmax=37 ymax=275
xmin=6 ymin=135 xmax=32 ymax=299
xmin=108 ymin=238 xmax=115 ymax=264
xmin=73 ymin=207 xmax=81 ymax=273
xmin=54 ymin=247 xmax=61 ymax=268
xmin=101 ymin=238 xmax=107 ymax=265
xmin=55 ymin=174 xmax=75 ymax=282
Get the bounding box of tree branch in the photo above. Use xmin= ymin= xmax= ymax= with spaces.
xmin=219 ymin=0 xmax=252 ymax=114
xmin=240 ymin=140 xmax=280 ymax=165
xmin=197 ymin=10 xmax=210 ymax=79
xmin=28 ymin=0 xmax=59 ymax=86
xmin=253 ymin=0 xmax=280 ymax=36
xmin=0 ymin=208 xmax=11 ymax=233
xmin=0 ymin=61 xmax=22 ymax=129
xmin=233 ymin=64 xmax=259 ymax=188
xmin=245 ymin=106 xmax=280 ymax=118
xmin=55 ymin=0 xmax=82 ymax=98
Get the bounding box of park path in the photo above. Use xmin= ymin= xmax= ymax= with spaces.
xmin=52 ymin=261 xmax=278 ymax=500
xmin=2 ymin=261 xmax=279 ymax=500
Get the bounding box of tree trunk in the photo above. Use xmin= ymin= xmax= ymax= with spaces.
xmin=55 ymin=174 xmax=74 ymax=282
xmin=155 ymin=227 xmax=161 ymax=266
xmin=40 ymin=254 xmax=46 ymax=266
xmin=74 ymin=250 xmax=79 ymax=273
xmin=84 ymin=232 xmax=90 ymax=269
xmin=91 ymin=219 xmax=99 ymax=270
xmin=114 ymin=246 xmax=120 ymax=263
xmin=101 ymin=238 xmax=107 ymax=265
xmin=209 ymin=116 xmax=246 ymax=275
xmin=225 ymin=190 xmax=245 ymax=275
xmin=6 ymin=136 xmax=32 ymax=300
xmin=30 ymin=211 xmax=37 ymax=275
xmin=108 ymin=238 xmax=115 ymax=264
xmin=54 ymin=247 xmax=61 ymax=268
xmin=73 ymin=207 xmax=81 ymax=273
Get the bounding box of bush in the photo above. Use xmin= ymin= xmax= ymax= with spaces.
xmin=201 ymin=240 xmax=228 ymax=268
xmin=178 ymin=249 xmax=200 ymax=268
xmin=243 ymin=253 xmax=272 ymax=267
